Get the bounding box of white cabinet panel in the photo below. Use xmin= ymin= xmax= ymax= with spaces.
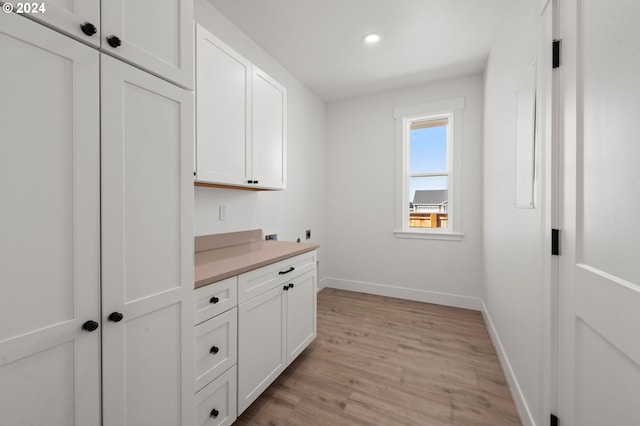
xmin=238 ymin=285 xmax=287 ymax=414
xmin=237 ymin=251 xmax=317 ymax=303
xmin=102 ymin=0 xmax=193 ymax=89
xmin=195 ymin=308 xmax=238 ymax=392
xmin=0 ymin=0 xmax=101 ymax=47
xmin=194 ymin=277 xmax=238 ymax=325
xmin=196 ymin=26 xmax=251 ymax=186
xmin=195 ymin=366 xmax=237 ymax=426
xmin=286 ymin=271 xmax=317 ymax=363
xmin=100 ymin=54 xmax=194 ymax=426
xmin=251 ymin=67 xmax=286 ymax=190
xmin=0 ymin=12 xmax=100 ymax=426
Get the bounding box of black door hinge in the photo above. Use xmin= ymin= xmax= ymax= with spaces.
xmin=552 ymin=39 xmax=561 ymax=68
xmin=551 ymin=413 xmax=559 ymax=426
xmin=552 ymin=229 xmax=560 ymax=256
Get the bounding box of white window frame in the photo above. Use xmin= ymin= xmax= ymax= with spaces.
xmin=393 ymin=97 xmax=464 ymax=240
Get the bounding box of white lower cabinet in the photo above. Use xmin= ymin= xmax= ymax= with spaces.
xmin=195 ymin=308 xmax=238 ymax=392
xmin=237 ymin=252 xmax=318 ymax=415
xmin=193 ymin=277 xmax=239 ymax=425
xmin=195 ymin=366 xmax=237 ymax=426
xmin=194 ymin=250 xmax=318 ymax=419
xmin=238 ymin=285 xmax=287 ymax=414
xmin=286 ymin=271 xmax=318 ymax=362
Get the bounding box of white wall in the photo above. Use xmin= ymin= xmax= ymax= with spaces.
xmin=482 ymin=0 xmax=549 ymax=424
xmin=193 ymin=0 xmax=327 ymax=264
xmin=323 ymin=75 xmax=484 ymax=309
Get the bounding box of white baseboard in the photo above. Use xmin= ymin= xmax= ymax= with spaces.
xmin=319 ymin=277 xmax=482 ymax=311
xmin=481 ymin=299 xmax=535 ymax=426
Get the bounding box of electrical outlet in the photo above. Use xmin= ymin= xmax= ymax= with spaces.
xmin=305 ymin=229 xmax=311 ymax=240
xmin=219 ymin=206 xmax=227 ymax=221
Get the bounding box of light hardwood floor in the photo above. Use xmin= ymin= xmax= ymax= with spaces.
xmin=234 ymin=288 xmax=521 ymax=426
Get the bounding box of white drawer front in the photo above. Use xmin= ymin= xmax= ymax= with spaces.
xmin=195 ymin=365 xmax=237 ymax=426
xmin=238 ymin=250 xmax=317 ymax=303
xmin=195 ymin=308 xmax=237 ymax=392
xmin=194 ymin=276 xmax=238 ymax=325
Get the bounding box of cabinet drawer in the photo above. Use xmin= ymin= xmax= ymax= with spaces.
xmin=195 ymin=365 xmax=237 ymax=426
xmin=194 ymin=276 xmax=238 ymax=325
xmin=238 ymin=250 xmax=317 ymax=303
xmin=195 ymin=308 xmax=238 ymax=392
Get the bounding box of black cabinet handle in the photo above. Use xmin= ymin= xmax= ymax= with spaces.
xmin=279 ymin=267 xmax=295 ymax=275
xmin=283 ymin=285 xmax=289 ymax=291
xmin=108 ymin=312 xmax=124 ymax=323
xmin=80 ymin=22 xmax=97 ymax=36
xmin=106 ymin=35 xmax=121 ymax=48
xmin=209 ymin=346 xmax=219 ymax=354
xmin=254 ymin=180 xmax=259 ymax=184
xmin=288 ymin=283 xmax=294 ymax=289
xmin=210 ymin=408 xmax=219 ymax=418
xmin=82 ymin=320 xmax=99 ymax=332
xmin=247 ymin=180 xmax=253 ymax=184
xmin=209 ymin=296 xmax=219 ymax=304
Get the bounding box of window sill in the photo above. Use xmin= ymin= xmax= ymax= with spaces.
xmin=393 ymin=230 xmax=464 ymax=241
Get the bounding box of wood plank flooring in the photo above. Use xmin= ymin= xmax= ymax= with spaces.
xmin=234 ymin=288 xmax=521 ymax=426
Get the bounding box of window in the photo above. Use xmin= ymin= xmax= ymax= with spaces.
xmin=394 ymin=98 xmax=464 ymax=240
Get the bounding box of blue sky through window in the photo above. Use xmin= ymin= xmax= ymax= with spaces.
xmin=409 ymin=125 xmax=448 ymax=201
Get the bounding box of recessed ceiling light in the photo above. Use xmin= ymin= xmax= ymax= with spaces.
xmin=363 ymin=33 xmax=381 ymax=45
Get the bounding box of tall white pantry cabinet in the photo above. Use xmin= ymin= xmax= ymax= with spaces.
xmin=0 ymin=3 xmax=194 ymax=425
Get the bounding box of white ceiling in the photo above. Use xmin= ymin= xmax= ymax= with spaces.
xmin=207 ymin=0 xmax=507 ymax=103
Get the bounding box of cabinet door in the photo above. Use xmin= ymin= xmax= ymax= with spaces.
xmin=286 ymin=271 xmax=317 ymax=364
xmin=0 ymin=12 xmax=100 ymax=426
xmin=251 ymin=66 xmax=287 ymax=190
xmin=238 ymin=285 xmax=287 ymax=414
xmin=101 ymin=0 xmax=194 ymax=89
xmin=0 ymin=0 xmax=101 ymax=47
xmin=100 ymin=54 xmax=194 ymax=426
xmin=195 ymin=25 xmax=251 ymax=187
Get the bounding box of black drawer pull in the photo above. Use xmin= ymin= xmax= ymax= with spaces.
xmin=288 ymin=283 xmax=294 ymax=289
xmin=210 ymin=346 xmax=219 ymax=354
xmin=279 ymin=267 xmax=295 ymax=275
xmin=210 ymin=408 xmax=219 ymax=418
xmin=283 ymin=285 xmax=289 ymax=291
xmin=209 ymin=296 xmax=219 ymax=304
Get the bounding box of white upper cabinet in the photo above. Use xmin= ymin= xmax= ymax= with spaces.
xmin=102 ymin=0 xmax=194 ymax=89
xmin=251 ymin=66 xmax=287 ymax=190
xmin=195 ymin=26 xmax=251 ymax=186
xmin=195 ymin=24 xmax=287 ymax=190
xmin=0 ymin=0 xmax=101 ymax=47
xmin=0 ymin=0 xmax=194 ymax=89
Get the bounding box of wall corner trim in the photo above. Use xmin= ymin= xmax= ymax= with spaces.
xmin=481 ymin=299 xmax=537 ymax=426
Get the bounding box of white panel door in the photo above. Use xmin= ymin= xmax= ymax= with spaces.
xmin=286 ymin=271 xmax=317 ymax=364
xmin=0 ymin=12 xmax=100 ymax=426
xmin=0 ymin=0 xmax=101 ymax=47
xmin=251 ymin=66 xmax=287 ymax=190
xmin=195 ymin=25 xmax=252 ymax=187
xmin=100 ymin=54 xmax=194 ymax=426
xmin=558 ymin=0 xmax=640 ymax=424
xmin=237 ymin=285 xmax=287 ymax=414
xmin=101 ymin=0 xmax=193 ymax=89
